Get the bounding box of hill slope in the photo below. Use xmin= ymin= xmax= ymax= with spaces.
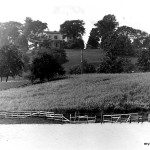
xmin=0 ymin=73 xmax=150 ymax=114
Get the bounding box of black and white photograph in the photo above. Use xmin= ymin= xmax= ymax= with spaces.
xmin=0 ymin=0 xmax=150 ymax=150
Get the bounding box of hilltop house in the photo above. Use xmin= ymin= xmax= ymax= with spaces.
xmin=42 ymin=31 xmax=63 ymax=49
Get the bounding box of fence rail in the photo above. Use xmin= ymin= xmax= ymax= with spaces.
xmin=0 ymin=111 xmax=147 ymax=124
xmin=70 ymin=114 xmax=96 ymax=123
xmin=103 ymin=113 xmax=143 ymax=123
xmin=0 ymin=111 xmax=70 ymax=123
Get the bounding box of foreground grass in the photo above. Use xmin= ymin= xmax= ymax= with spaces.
xmin=0 ymin=80 xmax=29 ymax=91
xmin=1 ymin=73 xmax=150 ymax=114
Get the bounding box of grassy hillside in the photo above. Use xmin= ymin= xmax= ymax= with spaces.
xmin=63 ymin=49 xmax=104 ymax=72
xmin=0 ymin=73 xmax=150 ymax=114
xmin=0 ymin=80 xmax=29 ymax=91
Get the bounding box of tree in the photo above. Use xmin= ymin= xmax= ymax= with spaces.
xmin=86 ymin=28 xmax=99 ymax=49
xmin=23 ymin=17 xmax=48 ymax=50
xmin=0 ymin=44 xmax=24 ymax=82
xmin=94 ymin=14 xmax=119 ymax=41
xmin=30 ymin=52 xmax=65 ymax=82
xmin=0 ymin=21 xmax=30 ymax=54
xmin=137 ymin=48 xmax=150 ymax=72
xmin=97 ymin=54 xmax=133 ymax=73
xmin=23 ymin=17 xmax=47 ymax=37
xmin=35 ymin=47 xmax=68 ymax=65
xmin=64 ymin=38 xmax=84 ymax=49
xmin=116 ymin=26 xmax=137 ymax=39
xmin=60 ymin=20 xmax=85 ymax=39
xmin=0 ymin=21 xmax=22 ymax=47
xmin=16 ymin=34 xmax=28 ymax=53
xmin=101 ymin=32 xmax=133 ymax=56
xmin=116 ymin=25 xmax=150 ymax=51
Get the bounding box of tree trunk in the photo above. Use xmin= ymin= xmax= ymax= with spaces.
xmin=6 ymin=76 xmax=8 ymax=82
xmin=1 ymin=77 xmax=2 ymax=82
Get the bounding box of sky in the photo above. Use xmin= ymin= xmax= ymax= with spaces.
xmin=0 ymin=0 xmax=150 ymax=43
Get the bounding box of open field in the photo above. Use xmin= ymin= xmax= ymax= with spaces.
xmin=63 ymin=49 xmax=104 ymax=72
xmin=63 ymin=49 xmax=138 ymax=72
xmin=0 ymin=73 xmax=150 ymax=114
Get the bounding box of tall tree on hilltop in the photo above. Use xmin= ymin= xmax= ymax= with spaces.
xmin=0 ymin=44 xmax=24 ymax=82
xmin=60 ymin=20 xmax=85 ymax=39
xmin=101 ymin=31 xmax=133 ymax=56
xmin=94 ymin=14 xmax=119 ymax=41
xmin=23 ymin=17 xmax=48 ymax=37
xmin=0 ymin=21 xmax=22 ymax=47
xmin=86 ymin=28 xmax=99 ymax=49
xmin=116 ymin=26 xmax=137 ymax=39
xmin=23 ymin=17 xmax=48 ymax=49
xmin=116 ymin=26 xmax=150 ymax=50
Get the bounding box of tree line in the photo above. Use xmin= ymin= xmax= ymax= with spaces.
xmin=0 ymin=17 xmax=68 ymax=82
xmin=0 ymin=14 xmax=150 ymax=83
xmin=61 ymin=14 xmax=150 ymax=73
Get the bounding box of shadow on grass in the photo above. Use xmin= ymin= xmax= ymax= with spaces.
xmin=32 ymin=76 xmax=70 ymax=85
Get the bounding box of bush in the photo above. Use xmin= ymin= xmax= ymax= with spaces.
xmin=69 ymin=60 xmax=96 ymax=74
xmin=96 ymin=55 xmax=134 ymax=73
xmin=69 ymin=65 xmax=81 ymax=74
xmin=30 ymin=52 xmax=65 ymax=83
xmin=33 ymin=47 xmax=68 ymax=65
xmin=137 ymin=48 xmax=150 ymax=72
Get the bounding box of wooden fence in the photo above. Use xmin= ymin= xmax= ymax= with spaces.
xmin=103 ymin=113 xmax=143 ymax=123
xmin=70 ymin=114 xmax=96 ymax=123
xmin=0 ymin=111 xmax=146 ymax=123
xmin=0 ymin=111 xmax=70 ymax=123
xmin=0 ymin=111 xmax=96 ymax=123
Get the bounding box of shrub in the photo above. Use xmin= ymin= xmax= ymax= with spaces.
xmin=96 ymin=55 xmax=134 ymax=73
xmin=69 ymin=65 xmax=81 ymax=74
xmin=69 ymin=60 xmax=96 ymax=74
xmin=137 ymin=48 xmax=150 ymax=72
xmin=30 ymin=52 xmax=65 ymax=83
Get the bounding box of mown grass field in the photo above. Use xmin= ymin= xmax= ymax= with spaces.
xmin=0 ymin=78 xmax=29 ymax=91
xmin=63 ymin=49 xmax=138 ymax=73
xmin=0 ymin=73 xmax=150 ymax=114
xmin=63 ymin=49 xmax=105 ymax=72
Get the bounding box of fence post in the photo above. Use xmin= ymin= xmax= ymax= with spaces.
xmin=87 ymin=115 xmax=88 ymax=123
xmin=101 ymin=112 xmax=103 ymax=123
xmin=70 ymin=114 xmax=71 ymax=122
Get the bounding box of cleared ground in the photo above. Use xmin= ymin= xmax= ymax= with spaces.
xmin=0 ymin=73 xmax=150 ymax=114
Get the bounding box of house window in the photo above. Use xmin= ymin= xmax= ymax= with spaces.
xmin=54 ymin=35 xmax=58 ymax=39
